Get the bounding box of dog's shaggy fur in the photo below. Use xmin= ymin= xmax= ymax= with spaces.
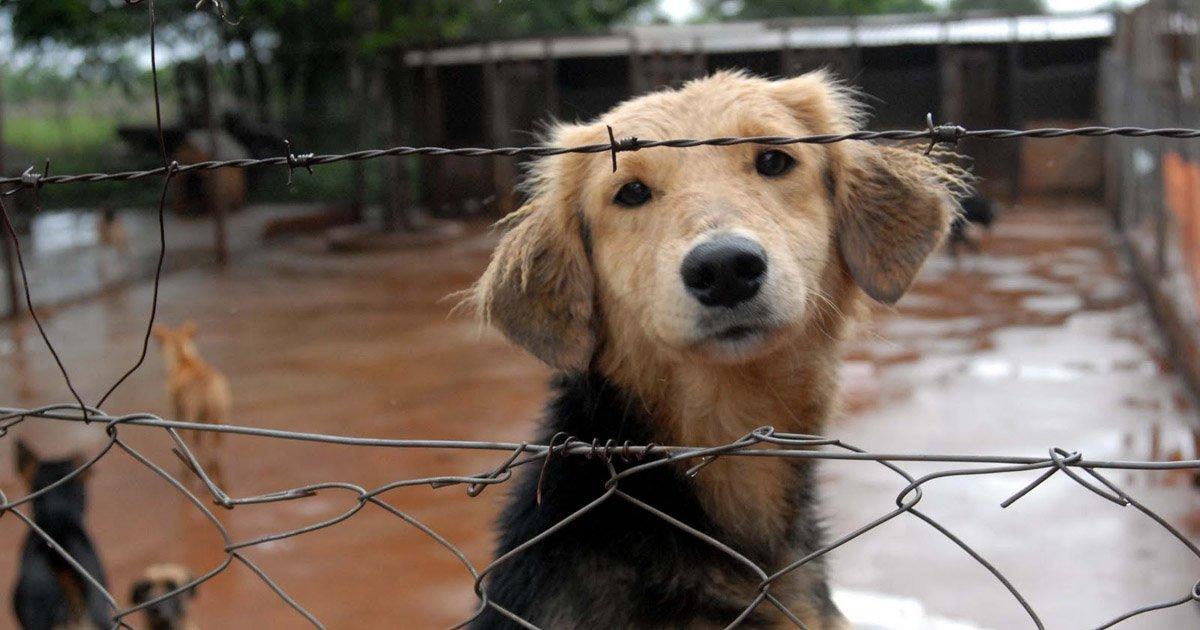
xmin=464 ymin=70 xmax=964 ymax=629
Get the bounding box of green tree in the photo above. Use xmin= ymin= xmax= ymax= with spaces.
xmin=948 ymin=0 xmax=1042 ymax=12
xmin=2 ymin=0 xmax=655 ymax=124
xmin=700 ymin=0 xmax=935 ymax=20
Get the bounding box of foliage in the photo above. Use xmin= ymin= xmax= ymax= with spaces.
xmin=948 ymin=0 xmax=1044 ymax=13
xmin=699 ymin=0 xmax=935 ymax=20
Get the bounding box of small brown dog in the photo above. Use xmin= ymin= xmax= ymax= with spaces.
xmin=129 ymin=564 xmax=197 ymax=630
xmin=465 ymin=70 xmax=966 ymax=628
xmin=152 ymin=322 xmax=230 ymax=487
xmin=97 ymin=208 xmax=129 ymax=256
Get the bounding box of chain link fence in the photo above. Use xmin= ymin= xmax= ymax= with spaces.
xmin=1 ymin=2 xmax=1200 ymax=629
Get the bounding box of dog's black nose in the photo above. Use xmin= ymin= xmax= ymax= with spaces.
xmin=681 ymin=236 xmax=767 ymax=308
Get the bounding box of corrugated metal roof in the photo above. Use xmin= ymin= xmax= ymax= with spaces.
xmin=404 ymin=13 xmax=1114 ymax=66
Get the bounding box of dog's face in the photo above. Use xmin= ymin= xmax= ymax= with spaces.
xmin=130 ymin=564 xmax=196 ymax=630
xmin=152 ymin=321 xmax=199 ymax=366
xmin=472 ymin=71 xmax=960 ymax=371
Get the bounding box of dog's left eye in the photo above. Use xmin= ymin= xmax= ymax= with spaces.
xmin=755 ymin=150 xmax=795 ymax=177
xmin=614 ymin=180 xmax=652 ymax=207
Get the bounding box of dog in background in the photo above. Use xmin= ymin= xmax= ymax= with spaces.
xmin=152 ymin=321 xmax=230 ymax=487
xmin=11 ymin=440 xmax=110 ymax=630
xmin=947 ymin=194 xmax=998 ymax=257
xmin=96 ymin=209 xmax=129 ymax=256
xmin=130 ymin=564 xmax=198 ymax=630
xmin=464 ymin=70 xmax=963 ymax=628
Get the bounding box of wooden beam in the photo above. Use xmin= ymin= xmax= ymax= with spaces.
xmin=484 ymin=45 xmax=517 ymax=214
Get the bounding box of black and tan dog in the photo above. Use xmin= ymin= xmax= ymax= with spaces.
xmin=130 ymin=564 xmax=198 ymax=630
xmin=947 ymin=194 xmax=998 ymax=258
xmin=11 ymin=440 xmax=110 ymax=630
xmin=463 ymin=70 xmax=963 ymax=629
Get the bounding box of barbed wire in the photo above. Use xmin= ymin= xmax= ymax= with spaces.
xmin=2 ymin=404 xmax=1199 ymax=630
xmin=4 ymin=123 xmax=1200 ymax=190
xmin=3 ymin=0 xmax=1200 ymax=628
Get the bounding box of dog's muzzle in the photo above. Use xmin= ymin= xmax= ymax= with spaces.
xmin=681 ymin=235 xmax=767 ymax=309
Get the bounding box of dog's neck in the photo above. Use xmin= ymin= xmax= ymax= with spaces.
xmin=161 ymin=342 xmax=203 ymax=374
xmin=595 ymin=293 xmax=853 ymax=546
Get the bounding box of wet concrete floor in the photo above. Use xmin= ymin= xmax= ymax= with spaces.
xmin=0 ymin=198 xmax=1197 ymax=629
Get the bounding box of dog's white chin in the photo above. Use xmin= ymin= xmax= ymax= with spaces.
xmin=690 ymin=326 xmax=783 ymax=364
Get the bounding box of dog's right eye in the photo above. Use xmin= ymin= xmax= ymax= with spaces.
xmin=613 ymin=181 xmax=652 ymax=207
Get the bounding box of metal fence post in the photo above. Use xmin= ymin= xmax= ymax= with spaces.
xmin=0 ymin=58 xmax=19 ymax=319
xmin=203 ymin=54 xmax=229 ymax=266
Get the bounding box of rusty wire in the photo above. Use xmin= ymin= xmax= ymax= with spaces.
xmin=2 ymin=1 xmax=1200 ymax=629
xmin=7 ymin=123 xmax=1200 ymax=190
xmin=1 ymin=404 xmax=1199 ymax=630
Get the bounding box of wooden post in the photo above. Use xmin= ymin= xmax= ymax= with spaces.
xmin=847 ymin=17 xmax=862 ymax=79
xmin=691 ymin=37 xmax=706 ymax=80
xmin=203 ymin=55 xmax=229 ymax=265
xmin=937 ymin=18 xmax=958 ymax=124
xmin=542 ymin=38 xmax=559 ymax=118
xmin=0 ymin=59 xmax=19 ymax=319
xmin=421 ymin=50 xmax=445 ymax=215
xmin=628 ymin=34 xmax=645 ymax=96
xmin=380 ymin=50 xmax=409 ymax=232
xmin=1006 ymin=16 xmax=1024 ymax=201
xmin=484 ymin=44 xmax=517 ymax=215
xmin=780 ymin=27 xmax=794 ymax=76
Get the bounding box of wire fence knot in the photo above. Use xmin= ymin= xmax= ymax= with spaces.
xmin=606 ymin=125 xmax=642 ymax=172
xmin=4 ymin=162 xmax=52 ymax=197
xmin=924 ymin=113 xmax=967 ymax=155
xmin=284 ymin=140 xmax=316 ymax=187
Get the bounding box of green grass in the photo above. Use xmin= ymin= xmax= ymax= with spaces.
xmin=3 ymin=112 xmax=417 ymax=210
xmin=5 ymin=113 xmax=120 ymax=157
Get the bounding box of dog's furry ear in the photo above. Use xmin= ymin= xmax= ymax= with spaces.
xmin=772 ymin=69 xmax=863 ymax=135
xmin=834 ymin=144 xmax=962 ymax=304
xmin=184 ymin=572 xmax=198 ymax=599
xmin=15 ymin=439 xmax=37 ymax=483
xmin=130 ymin=579 xmax=153 ymax=605
xmin=470 ymin=201 xmax=594 ymax=371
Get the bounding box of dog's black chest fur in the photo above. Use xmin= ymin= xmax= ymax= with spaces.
xmin=471 ymin=372 xmax=830 ymax=629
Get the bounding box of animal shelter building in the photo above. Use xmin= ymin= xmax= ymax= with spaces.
xmin=401 ymin=12 xmax=1115 ymax=214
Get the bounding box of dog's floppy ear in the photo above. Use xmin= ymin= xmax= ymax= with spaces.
xmin=471 ymin=199 xmax=595 ymax=371
xmin=833 ymin=144 xmax=961 ymax=304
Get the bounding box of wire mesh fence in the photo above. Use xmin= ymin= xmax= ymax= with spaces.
xmin=2 ymin=1 xmax=1200 ymax=629
xmin=2 ymin=403 xmax=1200 ymax=630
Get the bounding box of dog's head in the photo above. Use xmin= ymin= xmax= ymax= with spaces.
xmin=15 ymin=440 xmax=89 ymax=533
xmin=469 ymin=71 xmax=963 ymax=371
xmin=130 ymin=564 xmax=196 ymax=630
xmin=152 ymin=321 xmax=200 ymax=366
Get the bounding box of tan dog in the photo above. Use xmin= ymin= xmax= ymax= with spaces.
xmin=130 ymin=564 xmax=198 ymax=630
xmin=464 ymin=70 xmax=964 ymax=629
xmin=152 ymin=322 xmax=230 ymax=487
xmin=97 ymin=209 xmax=129 ymax=255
